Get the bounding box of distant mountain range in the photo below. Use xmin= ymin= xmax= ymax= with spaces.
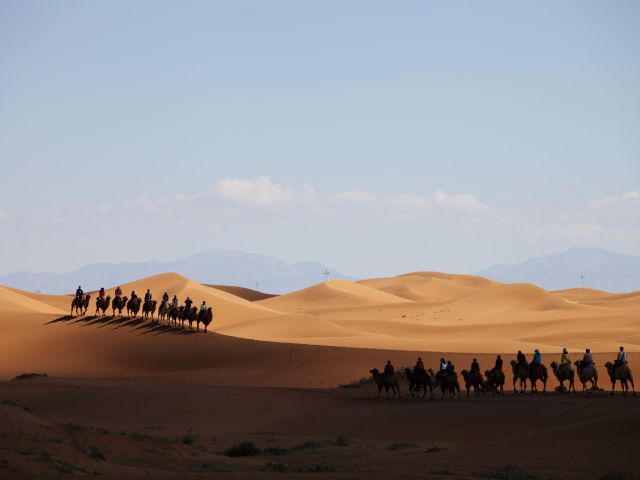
xmin=477 ymin=247 xmax=640 ymax=293
xmin=0 ymin=249 xmax=352 ymax=295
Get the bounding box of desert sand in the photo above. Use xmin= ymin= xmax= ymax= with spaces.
xmin=1 ymin=271 xmax=639 ymax=478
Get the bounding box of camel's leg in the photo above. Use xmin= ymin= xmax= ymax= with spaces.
xmin=630 ymin=377 xmax=636 ymax=397
xmin=512 ymin=377 xmax=517 ymax=394
xmin=610 ymin=380 xmax=616 ymax=396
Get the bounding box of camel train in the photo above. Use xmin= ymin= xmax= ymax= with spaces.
xmin=70 ymin=290 xmax=214 ymax=333
xmin=372 ymin=350 xmax=635 ymax=399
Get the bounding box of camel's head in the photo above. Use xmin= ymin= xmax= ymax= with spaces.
xmin=460 ymin=369 xmax=469 ymax=378
xmin=550 ymin=361 xmax=558 ymax=370
xmin=604 ymin=361 xmax=613 ymax=372
xmin=427 ymin=368 xmax=435 ymax=377
xmin=404 ymin=367 xmax=412 ymax=375
xmin=510 ymin=360 xmax=517 ymax=366
xmin=370 ymin=368 xmax=379 ymax=375
xmin=484 ymin=370 xmax=491 ymax=379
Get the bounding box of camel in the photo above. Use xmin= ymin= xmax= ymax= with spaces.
xmin=461 ymin=369 xmax=484 ymax=397
xmin=370 ymin=368 xmax=401 ymax=399
xmin=126 ymin=297 xmax=142 ymax=317
xmin=605 ymin=362 xmax=636 ymax=396
xmin=95 ymin=296 xmax=111 ymax=316
xmin=197 ymin=307 xmax=213 ymax=332
xmin=183 ymin=306 xmax=198 ymax=329
xmin=111 ymin=296 xmax=127 ymax=317
xmin=574 ymin=360 xmax=598 ymax=393
xmin=550 ymin=361 xmax=575 ymax=393
xmin=435 ymin=371 xmax=460 ymax=399
xmin=484 ymin=369 xmax=505 ymax=395
xmin=142 ymin=300 xmax=158 ymax=321
xmin=528 ymin=363 xmax=548 ymax=393
xmin=511 ymin=360 xmax=528 ymax=394
xmin=158 ymin=301 xmax=170 ymax=323
xmin=168 ymin=305 xmax=179 ymax=326
xmin=403 ymin=367 xmax=434 ymax=399
xmin=71 ymin=294 xmax=91 ymax=316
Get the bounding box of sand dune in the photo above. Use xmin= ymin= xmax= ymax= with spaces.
xmin=0 ymin=286 xmax=66 ymax=315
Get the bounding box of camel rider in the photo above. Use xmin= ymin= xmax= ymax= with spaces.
xmin=75 ymin=286 xmax=84 ymax=301
xmin=616 ymin=346 xmax=628 ymax=366
xmin=446 ymin=360 xmax=455 ymax=376
xmin=184 ymin=297 xmax=193 ymax=311
xmin=200 ymin=301 xmax=207 ymax=312
xmin=171 ymin=295 xmax=179 ymax=308
xmin=415 ymin=357 xmax=425 ymax=374
xmin=162 ymin=292 xmax=169 ymax=304
xmin=439 ymin=357 xmax=447 ymax=376
xmin=560 ymin=348 xmax=571 ymax=366
xmin=115 ymin=286 xmax=123 ymax=298
xmin=516 ymin=350 xmax=527 ymax=366
xmin=531 ymin=349 xmax=542 ymax=366
xmin=384 ymin=360 xmax=395 ymax=379
xmin=131 ymin=290 xmax=139 ymax=301
xmin=99 ymin=287 xmax=106 ymax=300
xmin=582 ymin=348 xmax=593 ymax=367
xmin=470 ymin=358 xmax=480 ymax=372
xmin=144 ymin=289 xmax=152 ymax=303
xmin=494 ymin=355 xmax=503 ymax=371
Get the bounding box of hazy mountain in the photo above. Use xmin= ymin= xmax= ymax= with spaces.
xmin=477 ymin=247 xmax=640 ymax=293
xmin=0 ymin=249 xmax=352 ymax=295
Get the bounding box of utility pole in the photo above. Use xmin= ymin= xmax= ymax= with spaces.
xmin=323 ymin=269 xmax=330 ymax=282
xmin=580 ymin=273 xmax=585 ymax=294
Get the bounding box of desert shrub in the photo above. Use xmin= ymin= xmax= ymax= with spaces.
xmin=425 ymin=445 xmax=448 ymax=453
xmin=331 ymin=435 xmax=350 ymax=446
xmin=293 ymin=440 xmax=322 ymax=450
xmin=224 ymin=441 xmax=261 ymax=457
xmin=339 ymin=377 xmax=373 ymax=388
xmin=88 ymin=446 xmax=105 ymax=461
xmin=387 ymin=442 xmax=419 ymax=450
xmin=181 ymin=434 xmax=197 ymax=446
xmin=13 ymin=373 xmax=48 ymax=381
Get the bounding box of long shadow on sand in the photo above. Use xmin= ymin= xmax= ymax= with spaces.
xmin=45 ymin=314 xmax=195 ymax=336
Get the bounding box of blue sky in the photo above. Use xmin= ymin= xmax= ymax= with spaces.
xmin=1 ymin=1 xmax=639 ymax=277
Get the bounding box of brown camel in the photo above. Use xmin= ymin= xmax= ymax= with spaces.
xmin=403 ymin=367 xmax=434 ymax=399
xmin=550 ymin=361 xmax=575 ymax=393
xmin=574 ymin=360 xmax=598 ymax=393
xmin=370 ymin=368 xmax=401 ymax=399
xmin=511 ymin=360 xmax=528 ymax=394
xmin=158 ymin=301 xmax=170 ymax=322
xmin=168 ymin=305 xmax=179 ymax=326
xmin=197 ymin=307 xmax=213 ymax=332
xmin=126 ymin=297 xmax=142 ymax=317
xmin=484 ymin=369 xmax=505 ymax=395
xmin=461 ymin=369 xmax=484 ymax=397
xmin=184 ymin=306 xmax=198 ymax=329
xmin=71 ymin=294 xmax=91 ymax=316
xmin=142 ymin=300 xmax=158 ymax=321
xmin=112 ymin=296 xmax=127 ymax=317
xmin=605 ymin=362 xmax=636 ymax=396
xmin=528 ymin=363 xmax=548 ymax=393
xmin=95 ymin=296 xmax=111 ymax=316
xmin=435 ymin=371 xmax=460 ymax=399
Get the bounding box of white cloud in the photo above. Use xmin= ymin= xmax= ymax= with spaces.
xmin=212 ymin=177 xmax=295 ymax=208
xmin=589 ymin=191 xmax=640 ymax=210
xmin=433 ymin=189 xmax=493 ymax=214
xmin=327 ymin=190 xmax=377 ymax=206
xmin=386 ymin=194 xmax=432 ymax=209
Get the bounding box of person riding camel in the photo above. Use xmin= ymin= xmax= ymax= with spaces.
xmin=560 ymin=348 xmax=571 ymax=366
xmin=446 ymin=360 xmax=455 ymax=376
xmin=171 ymin=295 xmax=179 ymax=308
xmin=75 ymin=286 xmax=84 ymax=302
xmin=439 ymin=357 xmax=447 ymax=376
xmin=131 ymin=290 xmax=139 ymax=301
xmin=383 ymin=360 xmax=395 ymax=380
xmin=488 ymin=355 xmax=503 ymax=376
xmin=184 ymin=297 xmax=193 ymax=311
xmin=114 ymin=286 xmax=122 ymax=298
xmin=144 ymin=289 xmax=152 ymax=303
xmin=470 ymin=358 xmax=480 ymax=372
xmin=162 ymin=292 xmax=169 ymax=304
xmin=200 ymin=301 xmax=207 ymax=312
xmin=516 ymin=350 xmax=527 ymax=366
xmin=531 ymin=349 xmax=542 ymax=366
xmin=615 ymin=346 xmax=628 ymax=367
xmin=582 ymin=348 xmax=593 ymax=367
xmin=98 ymin=287 xmax=106 ymax=300
xmin=415 ymin=357 xmax=425 ymax=374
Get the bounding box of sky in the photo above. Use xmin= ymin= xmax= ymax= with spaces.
xmin=0 ymin=0 xmax=639 ymax=277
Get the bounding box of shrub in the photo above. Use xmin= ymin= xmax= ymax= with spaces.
xmin=472 ymin=464 xmax=540 ymax=480
xmin=224 ymin=441 xmax=261 ymax=457
xmin=13 ymin=373 xmax=48 ymax=381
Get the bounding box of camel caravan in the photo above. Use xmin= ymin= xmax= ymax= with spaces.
xmin=372 ymin=347 xmax=635 ymax=399
xmin=71 ymin=285 xmax=214 ymax=333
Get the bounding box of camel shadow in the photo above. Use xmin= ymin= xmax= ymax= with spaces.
xmin=45 ymin=315 xmax=75 ymax=325
xmin=46 ymin=314 xmax=200 ymax=337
